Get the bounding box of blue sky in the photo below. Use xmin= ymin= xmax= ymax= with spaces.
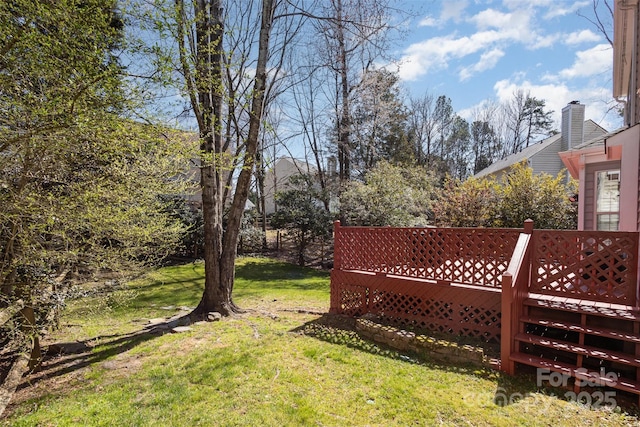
xmin=391 ymin=0 xmax=619 ymax=132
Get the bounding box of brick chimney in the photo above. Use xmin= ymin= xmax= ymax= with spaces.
xmin=561 ymin=101 xmax=585 ymax=151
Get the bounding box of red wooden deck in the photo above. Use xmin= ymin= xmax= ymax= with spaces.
xmin=330 ymin=220 xmax=640 ymax=402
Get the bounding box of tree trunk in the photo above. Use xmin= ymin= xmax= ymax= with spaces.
xmin=190 ymin=0 xmax=232 ymax=317
xmin=298 ymin=231 xmax=307 ymax=266
xmin=190 ymin=0 xmax=275 ymax=318
xmin=256 ymin=142 xmax=269 ymax=250
xmin=335 ymin=0 xmax=351 ymax=184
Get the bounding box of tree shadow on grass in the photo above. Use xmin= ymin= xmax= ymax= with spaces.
xmin=291 ymin=313 xmax=542 ymax=408
xmin=234 ymin=259 xmax=329 ymax=290
xmin=11 ymin=313 xmax=193 ymax=398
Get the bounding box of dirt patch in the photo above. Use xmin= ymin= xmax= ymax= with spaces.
xmin=2 ymin=340 xmax=94 ymax=418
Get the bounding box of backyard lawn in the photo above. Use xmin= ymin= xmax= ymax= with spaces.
xmin=2 ymin=257 xmax=639 ymax=426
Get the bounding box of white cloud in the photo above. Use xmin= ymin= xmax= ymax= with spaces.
xmin=459 ymin=48 xmax=505 ymax=81
xmin=418 ymin=15 xmax=437 ymax=27
xmin=398 ymin=31 xmax=507 ymax=81
xmin=531 ymin=33 xmax=560 ymax=49
xmin=544 ymin=1 xmax=591 ymax=19
xmin=502 ymin=0 xmax=553 ymax=9
xmin=398 ymin=14 xmax=550 ymax=83
xmin=471 ymin=8 xmax=519 ymax=30
xmin=419 ymin=1 xmax=469 ymax=28
xmin=492 ymin=77 xmax=620 ymax=132
xmin=494 ymin=78 xmax=574 ymax=130
xmin=557 ymin=43 xmax=612 ymax=79
xmin=441 ymin=0 xmax=469 ymax=24
xmin=469 ymin=7 xmax=556 ymax=49
xmin=565 ymin=29 xmax=601 ymax=45
xmin=398 ymin=1 xmax=602 ymax=83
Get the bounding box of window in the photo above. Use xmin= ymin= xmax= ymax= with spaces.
xmin=595 ymin=170 xmax=620 ymax=231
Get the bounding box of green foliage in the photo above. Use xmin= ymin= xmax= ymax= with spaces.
xmin=434 ymin=162 xmax=578 ymax=229
xmin=496 ymin=162 xmax=577 ymax=229
xmin=0 ymin=1 xmax=193 ymax=310
xmin=238 ymin=209 xmax=266 ymax=254
xmin=340 ymin=161 xmax=435 ymax=226
xmin=433 ymin=176 xmax=499 ymax=227
xmin=270 ymin=175 xmax=333 ymax=266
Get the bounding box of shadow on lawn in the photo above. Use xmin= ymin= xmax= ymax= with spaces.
xmin=14 ymin=313 xmax=192 ymax=392
xmin=235 ymin=259 xmax=329 ymax=289
xmin=291 ymin=313 xmax=540 ymax=408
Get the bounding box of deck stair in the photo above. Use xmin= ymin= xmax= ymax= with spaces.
xmin=511 ymin=295 xmax=640 ymax=400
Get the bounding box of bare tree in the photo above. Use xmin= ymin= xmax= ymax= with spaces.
xmin=469 ymin=102 xmax=502 ymax=174
xmin=312 ymin=0 xmax=397 ymax=183
xmin=433 ymin=95 xmax=454 ymax=160
xmin=288 ymin=63 xmax=333 ymax=210
xmin=170 ymin=0 xmax=276 ymax=316
xmin=503 ymin=89 xmax=528 ymax=155
xmin=578 ymin=0 xmax=613 ymax=47
xmin=447 ymin=115 xmax=471 ymax=180
xmin=408 ymin=92 xmax=436 ymax=165
xmin=502 ymin=90 xmax=555 ymax=155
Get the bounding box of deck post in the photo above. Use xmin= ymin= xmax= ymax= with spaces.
xmin=500 ymin=272 xmax=515 ymax=374
xmin=329 ymin=221 xmax=342 ymax=314
xmin=333 ymin=220 xmax=342 ymax=270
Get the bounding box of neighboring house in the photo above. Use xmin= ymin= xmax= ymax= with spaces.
xmin=171 ymin=130 xmax=254 ymax=211
xmin=263 ymin=157 xmax=320 ymax=215
xmin=184 ymin=161 xmax=255 ymax=211
xmin=559 ymin=0 xmax=639 ymax=232
xmin=475 ymin=101 xmax=608 ymax=181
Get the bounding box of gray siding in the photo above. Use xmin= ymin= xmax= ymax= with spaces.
xmin=583 ymin=121 xmax=606 ymax=143
xmin=529 ymin=138 xmax=564 ymax=176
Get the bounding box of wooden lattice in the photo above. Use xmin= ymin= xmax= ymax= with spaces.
xmin=529 ymin=230 xmax=639 ymax=304
xmin=331 ymin=269 xmax=502 ymax=343
xmin=370 ymin=290 xmax=501 ymax=343
xmin=336 ymin=226 xmax=520 ymax=288
xmin=331 ymin=223 xmax=640 ymax=350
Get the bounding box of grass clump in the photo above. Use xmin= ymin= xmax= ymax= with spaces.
xmin=2 ymin=257 xmax=639 ymax=426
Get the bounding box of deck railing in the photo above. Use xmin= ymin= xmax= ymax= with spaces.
xmin=334 ymin=222 xmax=521 ymax=288
xmin=500 ymin=222 xmax=533 ymax=374
xmin=331 ymin=221 xmax=523 ymax=343
xmin=330 ymin=220 xmax=640 ymax=345
xmin=529 ymin=229 xmax=639 ymax=305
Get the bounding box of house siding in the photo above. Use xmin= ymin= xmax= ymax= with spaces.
xmin=637 ymin=157 xmax=640 ymax=231
xmin=529 ymin=138 xmax=564 ymax=176
xmin=583 ymin=121 xmax=607 ymax=143
xmin=264 ymin=158 xmax=317 ymax=214
xmin=584 ymin=161 xmax=621 ymax=230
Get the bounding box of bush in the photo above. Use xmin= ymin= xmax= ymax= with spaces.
xmin=270 ymin=175 xmax=332 ymax=266
xmin=340 ymin=161 xmax=435 ymax=226
xmin=434 ymin=162 xmax=578 ymax=229
xmin=238 ymin=225 xmax=266 ymax=254
xmin=496 ymin=162 xmax=577 ymax=229
xmin=432 ymin=176 xmax=499 ymax=227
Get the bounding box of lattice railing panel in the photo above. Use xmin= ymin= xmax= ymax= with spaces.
xmin=370 ymin=290 xmax=502 ymax=343
xmin=330 ymin=270 xmax=502 ymax=343
xmin=530 ymin=230 xmax=639 ymax=303
xmin=336 ymin=226 xmax=520 ymax=288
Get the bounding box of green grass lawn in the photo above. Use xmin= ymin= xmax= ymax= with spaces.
xmin=2 ymin=257 xmax=639 ymax=426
